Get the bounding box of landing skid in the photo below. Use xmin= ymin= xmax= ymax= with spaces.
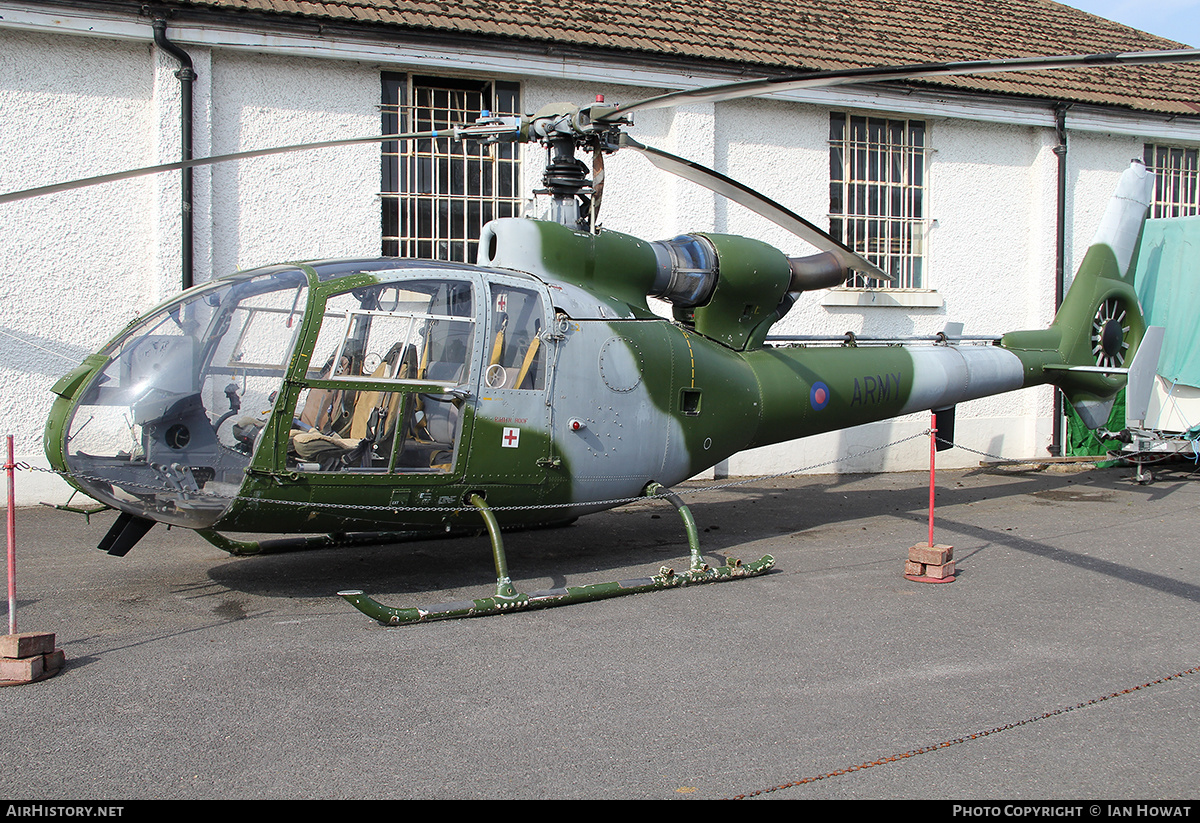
xmin=339 ymin=557 xmax=775 ymax=625
xmin=197 ymin=529 xmax=430 ymax=556
xmin=338 ymin=484 xmax=776 ymax=625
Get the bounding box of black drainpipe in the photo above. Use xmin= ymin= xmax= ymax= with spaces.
xmin=1049 ymin=102 xmax=1069 ymax=456
xmin=152 ymin=19 xmax=196 ymax=291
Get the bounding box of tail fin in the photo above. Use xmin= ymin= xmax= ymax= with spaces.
xmin=1125 ymin=325 xmax=1166 ymax=428
xmin=1003 ymin=160 xmax=1154 ymax=428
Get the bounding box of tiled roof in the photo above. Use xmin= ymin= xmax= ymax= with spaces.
xmin=174 ymin=0 xmax=1200 ymax=115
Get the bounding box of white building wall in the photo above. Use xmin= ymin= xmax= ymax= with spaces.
xmin=1 ymin=8 xmax=1193 ymax=505
xmin=1 ymin=28 xmax=161 ymax=504
xmin=207 ymin=50 xmax=379 ymax=275
xmin=1 ymin=26 xmax=382 ymax=505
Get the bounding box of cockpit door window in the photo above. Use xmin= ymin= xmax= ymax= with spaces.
xmin=289 ymin=277 xmax=477 ymax=475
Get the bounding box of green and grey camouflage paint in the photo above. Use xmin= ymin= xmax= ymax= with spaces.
xmin=43 ymin=162 xmax=1153 ymax=548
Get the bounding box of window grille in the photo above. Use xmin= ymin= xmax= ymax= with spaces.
xmin=382 ymin=74 xmax=522 ymax=262
xmin=829 ymin=114 xmax=928 ymax=289
xmin=1144 ymin=144 xmax=1199 ymax=218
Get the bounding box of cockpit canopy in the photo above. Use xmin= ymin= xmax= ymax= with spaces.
xmin=60 ymin=266 xmax=310 ymax=527
xmin=54 ymin=260 xmax=528 ymax=529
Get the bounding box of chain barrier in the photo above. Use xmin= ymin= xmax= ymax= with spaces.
xmin=933 ymin=435 xmax=1123 ymax=468
xmin=19 ymin=428 xmax=1143 ymax=519
xmin=730 ymin=663 xmax=1200 ymax=799
xmin=18 ymin=431 xmax=933 ymax=516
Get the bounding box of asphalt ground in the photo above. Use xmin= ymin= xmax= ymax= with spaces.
xmin=2 ymin=459 xmax=1199 ymax=801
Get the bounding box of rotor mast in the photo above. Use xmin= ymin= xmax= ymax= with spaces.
xmin=541 ymin=133 xmax=593 ymax=230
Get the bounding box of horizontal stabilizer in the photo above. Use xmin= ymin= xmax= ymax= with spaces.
xmin=1042 ymin=364 xmax=1130 ymax=374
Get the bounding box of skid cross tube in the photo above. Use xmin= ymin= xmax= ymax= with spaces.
xmin=338 ymin=484 xmax=775 ymax=625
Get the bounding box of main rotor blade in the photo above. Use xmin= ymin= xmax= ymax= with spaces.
xmin=603 ymin=48 xmax=1200 ymax=117
xmin=0 ymin=131 xmax=440 ymax=204
xmin=619 ymin=135 xmax=889 ymax=281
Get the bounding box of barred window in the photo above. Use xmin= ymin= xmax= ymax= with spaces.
xmin=1144 ymin=144 xmax=1199 ymax=218
xmin=829 ymin=114 xmax=928 ymax=289
xmin=382 ymin=74 xmax=522 ymax=262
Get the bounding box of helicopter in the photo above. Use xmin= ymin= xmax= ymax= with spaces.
xmin=14 ymin=47 xmax=1200 ymax=624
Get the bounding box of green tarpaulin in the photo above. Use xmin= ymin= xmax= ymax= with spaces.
xmin=1132 ymin=215 xmax=1200 ymax=388
xmin=1066 ymin=215 xmax=1198 ymax=457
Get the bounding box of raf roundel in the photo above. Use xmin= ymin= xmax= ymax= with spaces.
xmin=810 ymin=381 xmax=830 ymax=411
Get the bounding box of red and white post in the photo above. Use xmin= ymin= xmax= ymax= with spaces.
xmin=6 ymin=435 xmax=15 ymax=636
xmin=928 ymin=410 xmax=937 ymax=548
xmin=905 ymin=412 xmax=956 ymax=583
xmin=2 ymin=435 xmax=65 ymax=684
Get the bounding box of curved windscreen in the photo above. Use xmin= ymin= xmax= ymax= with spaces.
xmin=61 ymin=267 xmax=309 ymax=528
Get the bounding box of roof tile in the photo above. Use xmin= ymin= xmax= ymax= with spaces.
xmin=171 ymin=0 xmax=1200 ymax=115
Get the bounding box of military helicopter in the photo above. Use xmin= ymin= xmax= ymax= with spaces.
xmin=12 ymin=47 xmax=1200 ymax=624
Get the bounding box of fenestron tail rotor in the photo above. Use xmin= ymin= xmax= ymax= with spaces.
xmin=1003 ymin=160 xmax=1153 ymax=429
xmin=1092 ymin=296 xmax=1132 ymax=369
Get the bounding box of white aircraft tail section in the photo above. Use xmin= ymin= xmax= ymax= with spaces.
xmin=1126 ymin=326 xmax=1166 ymax=428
